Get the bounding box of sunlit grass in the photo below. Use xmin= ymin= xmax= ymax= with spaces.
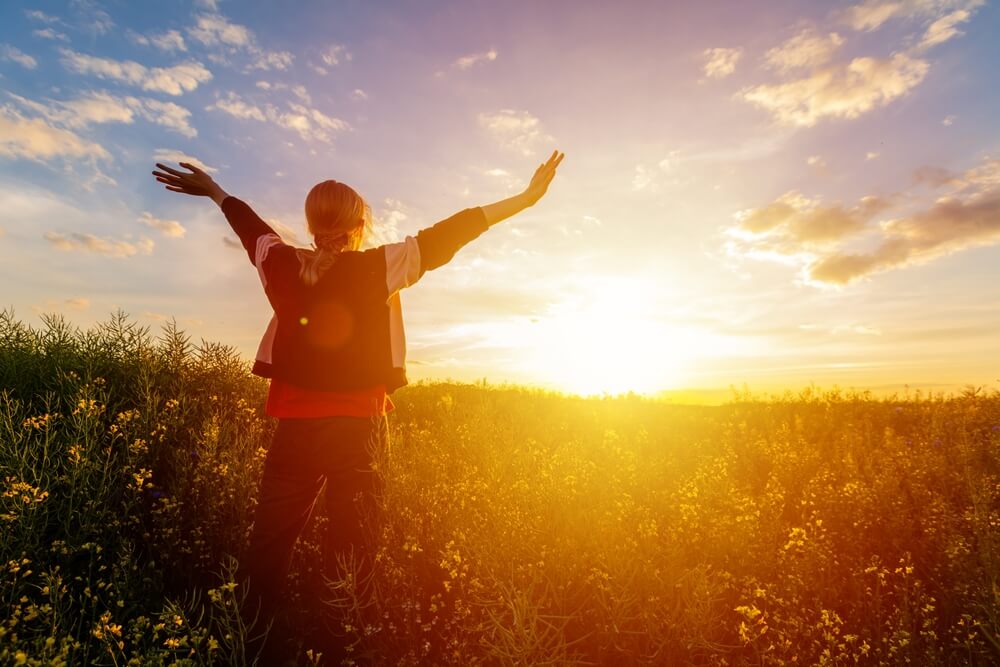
xmin=1 ymin=310 xmax=999 ymax=665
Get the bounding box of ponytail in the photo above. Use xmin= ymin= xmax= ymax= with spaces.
xmin=296 ymin=246 xmax=340 ymax=286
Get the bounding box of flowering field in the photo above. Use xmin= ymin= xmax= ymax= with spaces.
xmin=2 ymin=311 xmax=999 ymax=666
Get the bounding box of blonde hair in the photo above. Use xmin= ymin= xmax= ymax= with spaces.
xmin=297 ymin=180 xmax=371 ymax=286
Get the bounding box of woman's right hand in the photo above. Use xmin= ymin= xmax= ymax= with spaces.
xmin=152 ymin=162 xmax=229 ymax=206
xmin=522 ymin=150 xmax=565 ymax=207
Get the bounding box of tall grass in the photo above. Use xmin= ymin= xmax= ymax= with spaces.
xmin=1 ymin=310 xmax=999 ymax=665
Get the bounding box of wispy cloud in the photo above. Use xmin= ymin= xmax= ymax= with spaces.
xmin=743 ymin=1 xmax=982 ymax=128
xmin=321 ymin=44 xmax=351 ymax=66
xmin=702 ymin=47 xmax=742 ymax=79
xmin=130 ymin=29 xmax=187 ymax=53
xmin=59 ymin=49 xmax=212 ymax=96
xmin=250 ymin=50 xmax=294 ymax=71
xmin=631 ymin=152 xmax=683 ymax=192
xmin=725 ymin=158 xmax=1000 ymax=285
xmin=765 ymin=29 xmax=843 ymax=72
xmin=187 ymin=13 xmax=252 ymax=48
xmin=9 ymin=91 xmax=197 ymax=138
xmin=25 ymin=9 xmax=60 ymax=24
xmin=0 ymin=104 xmax=110 ymax=164
xmin=72 ymin=0 xmax=114 ymax=35
xmin=842 ymin=0 xmax=984 ymax=32
xmin=32 ymin=28 xmax=69 ymax=42
xmin=309 ymin=44 xmax=351 ymax=76
xmin=366 ymin=198 xmax=410 ymax=247
xmin=742 ymin=53 xmax=928 ymax=126
xmin=138 ymin=212 xmax=186 ymax=238
xmin=917 ymin=8 xmax=974 ymax=49
xmin=44 ymin=231 xmax=154 ymax=258
xmin=454 ymin=49 xmax=497 ymax=70
xmin=187 ymin=12 xmax=293 ymax=71
xmin=206 ymin=91 xmax=348 ymax=143
xmin=1 ymin=45 xmax=38 ymax=69
xmin=478 ymin=109 xmax=551 ymax=156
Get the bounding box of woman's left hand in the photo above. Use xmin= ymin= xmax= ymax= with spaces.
xmin=152 ymin=162 xmax=229 ymax=205
xmin=522 ymin=150 xmax=565 ymax=207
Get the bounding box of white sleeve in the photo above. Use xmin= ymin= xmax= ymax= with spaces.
xmin=383 ymin=236 xmax=422 ymax=296
xmin=255 ymin=233 xmax=285 ymax=288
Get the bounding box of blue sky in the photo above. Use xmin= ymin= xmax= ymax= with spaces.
xmin=2 ymin=0 xmax=999 ymax=396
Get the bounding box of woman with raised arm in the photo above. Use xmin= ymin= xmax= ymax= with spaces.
xmin=151 ymin=150 xmax=564 ymax=659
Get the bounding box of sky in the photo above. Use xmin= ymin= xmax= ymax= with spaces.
xmin=1 ymin=0 xmax=999 ymax=398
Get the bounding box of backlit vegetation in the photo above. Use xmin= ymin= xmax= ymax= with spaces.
xmin=2 ymin=311 xmax=999 ymax=665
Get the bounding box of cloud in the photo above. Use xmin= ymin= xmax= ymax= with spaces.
xmin=1 ymin=45 xmax=38 ymax=69
xmin=807 ymin=155 xmax=826 ymax=167
xmin=72 ymin=0 xmax=114 ymax=35
xmin=187 ymin=13 xmax=252 ymax=48
xmin=44 ymin=231 xmax=154 ymax=258
xmin=917 ymin=9 xmax=973 ymax=49
xmin=631 ymin=152 xmax=683 ymax=192
xmin=732 ymin=191 xmax=890 ymax=244
xmin=187 ymin=12 xmax=292 ymax=71
xmin=942 ymin=114 xmax=956 ymax=126
xmin=843 ymin=0 xmax=984 ymax=32
xmin=253 ymin=81 xmax=310 ymax=103
xmin=31 ymin=297 xmax=91 ymax=313
xmin=321 ymin=44 xmax=351 ymax=67
xmin=742 ymin=53 xmax=928 ymax=126
xmin=9 ymin=91 xmax=197 ymax=138
xmin=25 ymin=10 xmax=60 ymax=24
xmin=152 ymin=149 xmax=217 ymax=173
xmin=32 ymin=28 xmax=69 ymax=42
xmin=351 ymin=88 xmax=368 ymax=101
xmin=366 ymin=199 xmax=409 ymax=246
xmin=206 ymin=91 xmax=349 ymax=143
xmin=139 ymin=99 xmax=197 ymax=138
xmin=702 ymin=47 xmax=742 ymax=79
xmin=478 ymin=109 xmax=551 ymax=156
xmin=250 ymin=50 xmax=294 ymax=71
xmin=867 ymin=151 xmax=880 ymax=160
xmin=810 ymin=191 xmax=1000 ymax=283
xmin=765 ymin=29 xmax=844 ymax=72
xmin=131 ymin=29 xmax=187 ymax=53
xmin=206 ymin=92 xmax=266 ymax=121
xmin=222 ymin=235 xmax=242 ymax=250
xmin=138 ymin=212 xmax=186 ymax=238
xmin=60 ymin=49 xmax=212 ymax=96
xmin=454 ymin=49 xmax=498 ymax=70
xmin=726 ymin=158 xmax=1000 ymax=285
xmin=0 ymin=104 xmax=110 ymax=164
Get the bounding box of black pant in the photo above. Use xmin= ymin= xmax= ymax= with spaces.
xmin=241 ymin=414 xmax=387 ymax=627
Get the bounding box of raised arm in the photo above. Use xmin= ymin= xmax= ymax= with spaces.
xmin=152 ymin=161 xmax=278 ymax=265
xmin=411 ymin=150 xmax=565 ymax=274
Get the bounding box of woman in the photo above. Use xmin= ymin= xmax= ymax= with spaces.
xmin=151 ymin=150 xmax=564 ymax=653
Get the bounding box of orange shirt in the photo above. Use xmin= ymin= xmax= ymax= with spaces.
xmin=265 ymin=378 xmax=395 ymax=418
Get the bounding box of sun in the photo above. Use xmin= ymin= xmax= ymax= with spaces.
xmin=516 ymin=278 xmax=709 ymax=396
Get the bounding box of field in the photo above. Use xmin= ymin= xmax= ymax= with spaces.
xmin=2 ymin=311 xmax=999 ymax=666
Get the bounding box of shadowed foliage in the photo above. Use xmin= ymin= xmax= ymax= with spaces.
xmin=2 ymin=310 xmax=999 ymax=665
